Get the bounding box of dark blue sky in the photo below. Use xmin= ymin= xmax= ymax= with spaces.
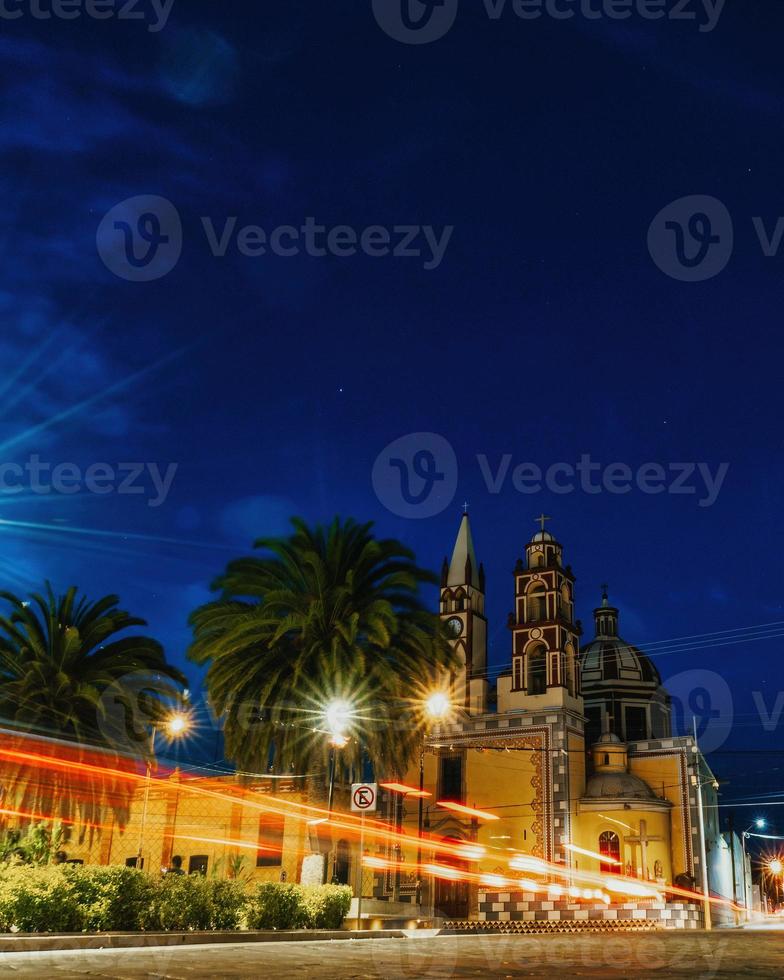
xmin=2 ymin=2 xmax=783 ymax=822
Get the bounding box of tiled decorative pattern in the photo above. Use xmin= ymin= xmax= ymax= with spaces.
xmin=444 ymin=918 xmax=660 ymax=933
xmin=476 ymin=891 xmax=701 ymax=930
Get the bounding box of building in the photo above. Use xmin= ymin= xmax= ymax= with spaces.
xmin=381 ymin=513 xmax=747 ymax=927
xmin=0 ymin=514 xmax=750 ymax=929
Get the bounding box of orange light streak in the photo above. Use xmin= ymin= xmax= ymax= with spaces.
xmin=564 ymin=842 xmax=622 ymax=865
xmin=436 ymin=801 xmax=499 ymax=820
xmin=379 ymin=782 xmax=431 ymax=798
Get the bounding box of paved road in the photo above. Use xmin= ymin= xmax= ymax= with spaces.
xmin=1 ymin=930 xmax=782 ymax=978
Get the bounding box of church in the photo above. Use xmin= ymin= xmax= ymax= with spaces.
xmin=384 ymin=513 xmax=749 ymax=929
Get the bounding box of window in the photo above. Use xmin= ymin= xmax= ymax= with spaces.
xmin=188 ymin=855 xmax=209 ymax=876
xmin=528 ymin=645 xmax=547 ymax=695
xmin=599 ymin=831 xmax=620 ymax=873
xmin=512 ymin=656 xmax=523 ymax=690
xmin=527 ymin=584 xmax=546 ymax=622
xmin=257 ymin=813 xmax=285 ymax=867
xmin=439 ymin=754 xmax=463 ymax=802
xmin=625 ymin=706 xmax=647 ymax=742
xmin=125 ymin=856 xmax=141 ymax=868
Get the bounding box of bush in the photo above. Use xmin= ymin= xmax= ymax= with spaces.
xmin=247 ymin=883 xmax=352 ymax=931
xmin=248 ymin=882 xmax=307 ymax=930
xmin=208 ymin=878 xmax=247 ymax=930
xmin=0 ymin=865 xmax=82 ymax=933
xmin=0 ymin=868 xmax=349 ymax=934
xmin=146 ymin=875 xmax=247 ymax=932
xmin=63 ymin=866 xmax=156 ymax=932
xmin=301 ymin=884 xmax=352 ymax=929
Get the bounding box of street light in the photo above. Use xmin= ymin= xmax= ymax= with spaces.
xmin=137 ymin=710 xmax=192 ymax=869
xmin=741 ymin=818 xmax=766 ymax=920
xmin=323 ymin=698 xmax=355 ymax=883
xmin=769 ymin=859 xmax=783 ymax=876
xmin=415 ymin=690 xmax=452 ymax=910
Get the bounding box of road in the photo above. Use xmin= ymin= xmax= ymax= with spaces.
xmin=1 ymin=930 xmax=782 ymax=978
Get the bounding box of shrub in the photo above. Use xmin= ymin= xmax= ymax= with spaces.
xmin=208 ymin=878 xmax=247 ymax=930
xmin=0 ymin=867 xmax=349 ymax=934
xmin=247 ymin=883 xmax=352 ymax=931
xmin=247 ymin=882 xmax=307 ymax=930
xmin=147 ymin=875 xmax=212 ymax=931
xmin=63 ymin=866 xmax=156 ymax=932
xmin=0 ymin=865 xmax=82 ymax=933
xmin=301 ymin=884 xmax=352 ymax=929
xmin=145 ymin=875 xmax=247 ymax=932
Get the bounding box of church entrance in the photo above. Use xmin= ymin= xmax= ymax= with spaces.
xmin=598 ymin=831 xmax=621 ymax=873
xmin=433 ymin=837 xmax=469 ymax=919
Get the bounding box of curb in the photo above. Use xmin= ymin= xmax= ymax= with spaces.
xmin=0 ymin=928 xmax=407 ymax=954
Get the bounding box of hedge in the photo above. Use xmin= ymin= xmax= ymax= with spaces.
xmin=0 ymin=865 xmax=351 ymax=934
xmin=248 ymin=882 xmax=352 ymax=930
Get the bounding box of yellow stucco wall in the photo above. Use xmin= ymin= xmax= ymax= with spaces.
xmin=572 ymin=807 xmax=672 ymax=883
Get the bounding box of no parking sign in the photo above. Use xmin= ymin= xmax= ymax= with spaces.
xmin=351 ymin=783 xmax=377 ymax=813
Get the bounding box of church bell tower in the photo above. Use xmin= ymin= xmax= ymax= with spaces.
xmin=500 ymin=516 xmax=582 ymax=712
xmin=439 ymin=512 xmax=488 ymax=715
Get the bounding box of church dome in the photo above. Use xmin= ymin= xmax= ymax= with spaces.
xmin=583 ymin=770 xmax=658 ymax=801
xmin=531 ymin=530 xmax=554 ymax=543
xmin=580 ymin=592 xmax=661 ymax=689
xmin=580 ymin=636 xmax=661 ymax=686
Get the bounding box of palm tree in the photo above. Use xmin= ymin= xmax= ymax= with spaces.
xmin=0 ymin=585 xmax=185 ymax=826
xmin=189 ymin=517 xmax=456 ymax=783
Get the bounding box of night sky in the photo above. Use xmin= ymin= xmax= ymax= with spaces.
xmin=2 ymin=2 xmax=783 ymax=827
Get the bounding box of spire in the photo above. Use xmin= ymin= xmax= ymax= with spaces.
xmin=447 ymin=512 xmax=480 ymax=588
xmin=594 ymin=585 xmax=619 ymax=638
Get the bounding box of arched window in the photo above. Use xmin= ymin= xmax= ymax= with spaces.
xmin=599 ymin=831 xmax=620 ymax=873
xmin=531 ymin=551 xmax=545 ymax=568
xmin=527 ymin=583 xmax=546 ymax=622
xmin=559 ymin=583 xmax=572 ymax=619
xmin=527 ymin=644 xmax=547 ymax=695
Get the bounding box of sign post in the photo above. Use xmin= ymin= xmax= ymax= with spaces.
xmin=351 ymin=783 xmax=377 ymax=930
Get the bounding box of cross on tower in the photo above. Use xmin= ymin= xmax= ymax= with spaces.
xmin=535 ymin=513 xmax=552 ymax=532
xmin=624 ymin=819 xmax=664 ymax=880
xmin=462 ymin=501 xmax=469 ymax=514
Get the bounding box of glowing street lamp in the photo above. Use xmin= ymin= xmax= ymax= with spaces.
xmin=137 ymin=709 xmax=192 ymax=869
xmin=415 ymin=689 xmax=452 ymax=909
xmin=322 ymin=698 xmax=355 ymax=884
xmin=769 ymin=859 xmax=783 ymax=876
xmin=741 ymin=818 xmax=767 ymax=919
xmin=325 ymin=699 xmax=353 ymax=742
xmin=425 ymin=691 xmax=450 ymax=721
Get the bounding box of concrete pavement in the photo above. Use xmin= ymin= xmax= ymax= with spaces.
xmin=1 ymin=930 xmax=783 ymax=978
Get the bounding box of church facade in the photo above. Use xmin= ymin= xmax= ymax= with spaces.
xmin=386 ymin=514 xmax=746 ymax=927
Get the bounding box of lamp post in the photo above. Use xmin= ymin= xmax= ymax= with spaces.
xmin=323 ymin=699 xmax=353 ymax=883
xmin=741 ymin=818 xmax=766 ymax=920
xmin=136 ymin=710 xmax=191 ymax=869
xmin=416 ymin=691 xmax=450 ymax=913
xmin=692 ymin=720 xmax=717 ymax=931
xmin=766 ymin=858 xmax=783 ymax=913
